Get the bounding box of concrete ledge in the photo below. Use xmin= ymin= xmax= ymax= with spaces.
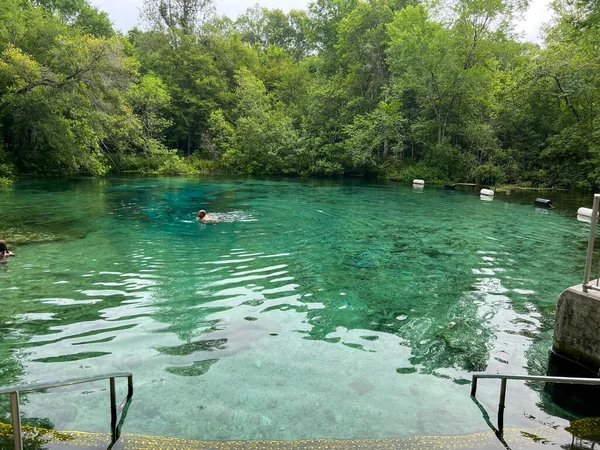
xmin=0 ymin=423 xmax=567 ymax=450
xmin=553 ymin=283 xmax=600 ymax=374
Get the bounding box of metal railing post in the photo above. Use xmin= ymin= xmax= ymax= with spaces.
xmin=497 ymin=379 xmax=507 ymax=434
xmin=470 ymin=375 xmax=478 ymax=396
xmin=127 ymin=375 xmax=133 ymax=399
xmin=10 ymin=391 xmax=22 ymax=450
xmin=471 ymin=373 xmax=600 ymax=440
xmin=0 ymin=372 xmax=132 ymax=448
xmin=583 ymin=194 xmax=600 ymax=292
xmin=109 ymin=377 xmax=117 ymax=443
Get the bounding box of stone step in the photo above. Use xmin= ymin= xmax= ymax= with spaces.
xmin=0 ymin=423 xmax=563 ymax=450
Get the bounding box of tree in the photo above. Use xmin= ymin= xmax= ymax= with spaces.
xmin=0 ymin=0 xmax=137 ymax=175
xmin=218 ymin=68 xmax=302 ymax=174
xmin=34 ymin=0 xmax=114 ymax=36
xmin=0 ymin=0 xmax=174 ymax=176
xmin=307 ymin=0 xmax=358 ymax=60
xmin=386 ymin=0 xmax=520 ymax=180
xmin=141 ymin=0 xmax=214 ymax=36
xmin=235 ymin=6 xmax=312 ymax=61
xmin=129 ymin=30 xmax=236 ymax=155
xmin=336 ymin=0 xmax=401 ymax=113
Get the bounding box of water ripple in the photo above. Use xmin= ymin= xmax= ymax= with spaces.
xmin=0 ymin=178 xmax=589 ymax=443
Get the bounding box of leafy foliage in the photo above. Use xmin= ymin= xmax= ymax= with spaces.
xmin=0 ymin=0 xmax=600 ymax=187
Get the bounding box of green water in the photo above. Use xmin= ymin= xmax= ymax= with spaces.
xmin=0 ymin=177 xmax=594 ymax=442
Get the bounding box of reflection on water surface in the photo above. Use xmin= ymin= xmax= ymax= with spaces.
xmin=0 ymin=177 xmax=595 ymax=446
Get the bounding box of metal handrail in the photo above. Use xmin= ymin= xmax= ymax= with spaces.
xmin=471 ymin=373 xmax=600 ymax=434
xmin=583 ymin=193 xmax=600 ymax=293
xmin=1 ymin=372 xmax=133 ymax=450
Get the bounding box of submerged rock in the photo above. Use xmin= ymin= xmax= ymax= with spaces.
xmin=349 ymin=377 xmax=375 ymax=396
xmin=324 ymin=409 xmax=341 ymax=424
xmin=214 ymin=407 xmax=273 ymax=434
xmin=3 ymin=230 xmax=68 ymax=245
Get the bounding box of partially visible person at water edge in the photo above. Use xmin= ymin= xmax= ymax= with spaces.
xmin=0 ymin=240 xmax=15 ymax=258
xmin=198 ymin=210 xmax=216 ymax=222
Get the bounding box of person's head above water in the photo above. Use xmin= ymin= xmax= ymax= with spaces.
xmin=198 ymin=210 xmax=215 ymax=222
xmin=0 ymin=240 xmax=14 ymax=257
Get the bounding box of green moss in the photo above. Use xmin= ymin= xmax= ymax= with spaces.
xmin=32 ymin=351 xmax=111 ymax=363
xmin=0 ymin=422 xmax=73 ymax=449
xmin=166 ymin=359 xmax=219 ymax=376
xmin=1 ymin=230 xmax=67 ymax=245
xmin=566 ymin=417 xmax=600 ymax=442
xmin=157 ymin=339 xmax=228 ymax=356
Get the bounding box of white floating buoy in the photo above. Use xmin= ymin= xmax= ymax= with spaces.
xmin=534 ymin=198 xmax=552 ymax=208
xmin=578 ymin=207 xmax=594 ymax=217
xmin=480 ymin=194 xmax=493 ymax=202
xmin=413 ymin=179 xmax=425 ymax=185
xmin=578 ymin=214 xmax=593 ymax=223
xmin=480 ymin=188 xmax=495 ymax=196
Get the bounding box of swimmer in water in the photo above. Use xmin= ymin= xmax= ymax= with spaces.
xmin=198 ymin=210 xmax=216 ymax=222
xmin=0 ymin=240 xmax=15 ymax=259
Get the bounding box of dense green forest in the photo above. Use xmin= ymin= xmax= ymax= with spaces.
xmin=0 ymin=0 xmax=599 ymax=188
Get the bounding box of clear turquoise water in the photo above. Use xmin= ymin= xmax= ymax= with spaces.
xmin=0 ymin=177 xmax=594 ymax=442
